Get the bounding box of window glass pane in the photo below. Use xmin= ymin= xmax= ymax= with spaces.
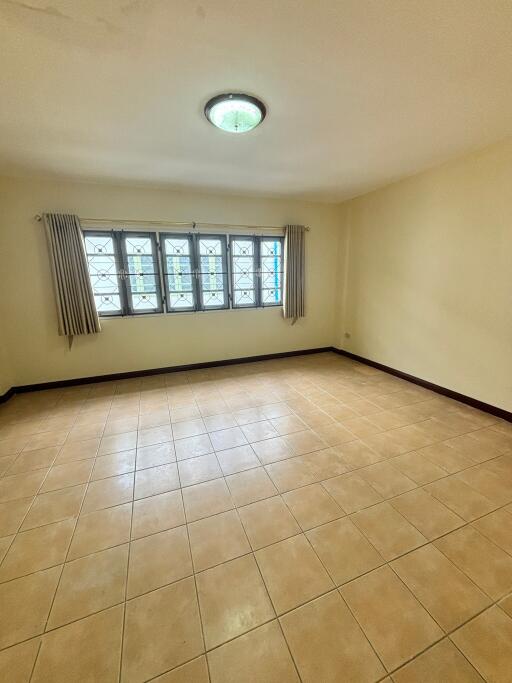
xmin=231 ymin=237 xmax=256 ymax=307
xmin=84 ymin=233 xmax=122 ymax=314
xmin=94 ymin=294 xmax=122 ymax=313
xmin=123 ymin=234 xmax=160 ymax=313
xmin=198 ymin=236 xmax=227 ymax=309
xmin=163 ymin=235 xmax=195 ymax=311
xmin=260 ymin=238 xmax=283 ymax=306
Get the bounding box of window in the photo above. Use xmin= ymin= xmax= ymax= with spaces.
xmin=83 ymin=229 xmax=283 ymax=316
xmin=84 ymin=231 xmax=162 ymax=316
xmin=230 ymin=235 xmax=283 ymax=308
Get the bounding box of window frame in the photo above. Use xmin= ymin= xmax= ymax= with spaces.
xmin=160 ymin=232 xmax=197 ymax=313
xmin=83 ymin=228 xmax=285 ymax=317
xmin=120 ymin=231 xmax=164 ymax=316
xmin=229 ymin=234 xmax=284 ymax=309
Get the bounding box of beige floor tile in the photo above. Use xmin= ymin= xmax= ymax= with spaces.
xmin=137 ymin=425 xmax=173 ymax=448
xmin=241 ymin=420 xmax=279 ymax=443
xmin=314 ymin=422 xmax=356 ymax=447
xmin=451 ymin=606 xmax=512 ymax=683
xmin=182 ymin=478 xmax=233 ymax=522
xmin=0 ymin=536 xmax=13 ymax=565
xmin=416 ymin=442 xmax=474 ymax=474
xmin=128 ymin=526 xmax=192 ymax=598
xmin=473 ymin=508 xmax=512 ymax=555
xmin=170 ymin=405 xmax=202 ymax=424
xmin=280 ymin=590 xmax=386 ymax=682
xmin=98 ymin=431 xmax=137 ymax=456
xmin=39 ymin=458 xmax=94 ymax=492
xmin=0 ymin=637 xmax=42 ymax=683
xmin=66 ymin=421 xmax=105 ymax=442
xmin=122 ymin=577 xmax=204 ymax=682
xmin=92 ymin=450 xmax=136 ymax=480
xmin=55 ymin=438 xmax=100 ymax=464
xmin=0 ymin=469 xmax=49 ymax=503
xmin=457 ymin=464 xmax=512 ymax=506
xmin=390 ymin=450 xmax=448 ymax=485
xmin=500 ymin=594 xmax=512 ymax=617
xmin=283 ymin=430 xmax=326 ymax=456
xmin=265 ymin=456 xmax=319 ymax=492
xmin=134 ymin=463 xmax=179 ymax=499
xmin=135 ymin=442 xmax=175 ymax=470
xmin=208 ymin=621 xmax=299 ymax=683
xmin=256 ymin=534 xmax=333 ymax=614
xmin=153 ymin=656 xmax=209 ymax=682
xmin=392 ymin=544 xmax=491 ymax=632
xmin=359 ymin=461 xmax=417 ymax=498
xmin=131 ymin=490 xmax=184 ymax=539
xmin=283 ymin=483 xmax=344 ymax=530
xmin=210 ymin=426 xmax=248 ymax=451
xmin=322 ymin=473 xmax=383 ymax=513
xmin=204 ymin=412 xmax=237 ymax=432
xmin=104 ymin=416 xmax=139 ymax=436
xmin=270 ymin=414 xmax=307 ymax=436
xmin=425 ymin=476 xmax=497 ymax=521
xmin=8 ymin=446 xmax=59 ymax=476
xmin=172 ymin=418 xmax=206 ymax=440
xmin=178 ymin=453 xmax=222 ymax=487
xmin=307 ymin=517 xmax=384 ymax=585
xmin=0 ymin=436 xmax=30 ymax=457
xmin=24 ymin=430 xmax=68 ymax=452
xmin=353 ymin=501 xmax=427 ymax=560
xmin=174 ymin=434 xmax=213 ymax=460
xmin=233 ymin=407 xmax=268 ymax=425
xmin=216 ymin=444 xmax=260 ymax=475
xmin=21 ymin=484 xmax=85 ymax=530
xmin=341 ymin=565 xmax=442 ymax=671
xmin=262 ymin=403 xmax=294 ymax=420
xmin=392 ymin=638 xmax=484 ymax=682
xmin=33 ymin=604 xmax=123 ymax=683
xmin=435 ymin=526 xmax=512 ymax=600
xmin=82 ymin=472 xmax=134 ymax=513
xmin=335 ymin=440 xmax=384 ymax=469
xmin=391 ymin=488 xmax=465 ymax=540
xmin=48 ymin=544 xmax=128 ymax=628
xmin=226 ymin=466 xmax=277 ymax=506
xmin=0 ymin=519 xmax=74 ymax=582
xmin=0 ymin=567 xmax=60 ymax=649
xmin=0 ymin=497 xmax=33 ymax=536
xmin=197 ymin=554 xmax=274 ymax=649
xmin=252 ymin=436 xmax=294 ymax=464
xmin=188 ymin=509 xmax=250 ymax=571
xmin=238 ymin=495 xmax=301 ymax=549
xmin=68 ymin=503 xmax=132 ymax=560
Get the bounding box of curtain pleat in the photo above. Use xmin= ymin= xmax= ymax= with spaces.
xmin=43 ymin=213 xmax=101 ymax=345
xmin=283 ymin=224 xmax=306 ymax=323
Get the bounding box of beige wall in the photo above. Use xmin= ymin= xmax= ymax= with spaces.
xmin=337 ymin=140 xmax=512 ymax=412
xmin=0 ymin=176 xmax=340 ymax=387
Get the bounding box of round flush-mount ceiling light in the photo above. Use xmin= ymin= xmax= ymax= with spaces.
xmin=204 ymin=93 xmax=266 ymax=133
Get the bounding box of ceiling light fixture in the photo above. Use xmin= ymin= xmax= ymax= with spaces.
xmin=204 ymin=93 xmax=266 ymax=133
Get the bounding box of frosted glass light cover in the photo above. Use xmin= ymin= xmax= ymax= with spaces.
xmin=205 ymin=94 xmax=265 ymax=133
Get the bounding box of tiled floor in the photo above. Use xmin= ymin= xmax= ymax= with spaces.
xmin=0 ymin=351 xmax=511 ymax=682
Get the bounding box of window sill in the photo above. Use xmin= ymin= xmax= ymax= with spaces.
xmin=99 ymin=306 xmax=282 ymax=320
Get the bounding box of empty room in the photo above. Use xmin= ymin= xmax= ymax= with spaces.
xmin=1 ymin=1 xmax=512 ymax=681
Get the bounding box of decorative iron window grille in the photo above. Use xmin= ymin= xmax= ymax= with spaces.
xmin=83 ymin=229 xmax=283 ymax=316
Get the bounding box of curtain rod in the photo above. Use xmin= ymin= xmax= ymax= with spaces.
xmin=34 ymin=215 xmax=310 ymax=231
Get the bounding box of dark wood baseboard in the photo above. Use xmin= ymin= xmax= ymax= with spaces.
xmin=2 ymin=347 xmax=333 ymax=400
xmin=3 ymin=347 xmax=510 ymax=423
xmin=0 ymin=386 xmax=15 ymax=405
xmin=333 ymin=348 xmax=511 ymax=423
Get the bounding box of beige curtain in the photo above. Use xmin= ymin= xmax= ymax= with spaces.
xmin=43 ymin=213 xmax=101 ymax=348
xmin=283 ymin=224 xmax=306 ymax=323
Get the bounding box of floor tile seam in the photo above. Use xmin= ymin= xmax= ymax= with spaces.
xmin=0 ymin=457 xmax=63 ymax=573
xmin=175 ymin=453 xmax=212 ymax=683
xmin=2 ymin=449 xmax=508 ymax=557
